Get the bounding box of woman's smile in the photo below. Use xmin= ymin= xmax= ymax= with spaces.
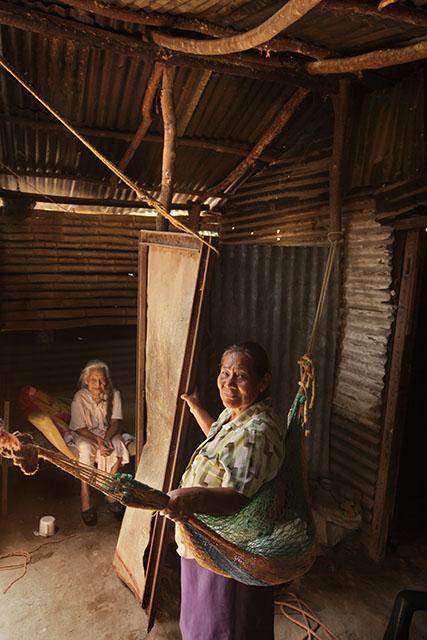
xmin=217 ymin=351 xmax=269 ymax=418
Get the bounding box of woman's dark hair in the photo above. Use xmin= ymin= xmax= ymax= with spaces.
xmin=221 ymin=341 xmax=271 ymax=379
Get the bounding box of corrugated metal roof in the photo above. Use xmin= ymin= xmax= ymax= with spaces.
xmin=0 ymin=0 xmax=425 ymax=207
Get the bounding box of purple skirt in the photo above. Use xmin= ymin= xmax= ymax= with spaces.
xmin=180 ymin=558 xmax=275 ymax=640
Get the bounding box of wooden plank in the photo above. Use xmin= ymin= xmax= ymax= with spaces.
xmin=142 ymin=240 xmax=213 ymax=631
xmin=113 ymin=231 xmax=210 ymax=610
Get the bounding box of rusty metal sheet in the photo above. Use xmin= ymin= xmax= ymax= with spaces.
xmin=330 ymin=208 xmax=394 ymax=533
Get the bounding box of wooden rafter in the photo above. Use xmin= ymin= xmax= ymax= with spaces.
xmin=308 ymin=40 xmax=427 ymax=75
xmin=176 ymin=70 xmax=212 ymax=137
xmin=62 ymin=0 xmax=330 ymax=59
xmin=111 ymin=62 xmax=164 ymax=185
xmin=0 ymin=2 xmax=330 ymax=90
xmin=208 ymin=88 xmax=310 ymax=195
xmin=322 ymin=0 xmax=427 ymax=28
xmin=158 ymin=66 xmax=177 ymax=230
xmin=0 ymin=114 xmax=279 ymax=162
xmin=151 ymin=0 xmax=323 ymax=55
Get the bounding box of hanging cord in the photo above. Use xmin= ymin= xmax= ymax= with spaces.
xmin=275 ymin=592 xmax=339 ymax=640
xmin=0 ymin=534 xmax=80 ymax=594
xmin=0 ymin=56 xmax=218 ymax=256
xmin=296 ymin=232 xmax=343 ymax=433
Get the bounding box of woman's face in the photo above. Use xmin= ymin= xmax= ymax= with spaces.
xmin=86 ymin=367 xmax=107 ymax=399
xmin=217 ymin=351 xmax=270 ymax=418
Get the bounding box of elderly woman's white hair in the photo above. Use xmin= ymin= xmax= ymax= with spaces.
xmin=78 ymin=360 xmax=113 ymax=391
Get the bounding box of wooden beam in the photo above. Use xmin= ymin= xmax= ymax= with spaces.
xmin=176 ymin=71 xmax=212 ymax=137
xmin=0 ymin=114 xmax=279 ymax=162
xmin=111 ymin=62 xmax=164 ymax=186
xmin=63 ymin=0 xmax=330 ymax=59
xmin=151 ymin=0 xmax=323 ymax=55
xmin=208 ymin=88 xmax=309 ymax=195
xmin=157 ymin=66 xmax=177 ymax=231
xmin=308 ymin=40 xmax=427 ymax=75
xmin=329 ymin=79 xmax=350 ymax=233
xmin=0 ymin=1 xmax=330 ymax=89
xmin=322 ymin=0 xmax=427 ymax=28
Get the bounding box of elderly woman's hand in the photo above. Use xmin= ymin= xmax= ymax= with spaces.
xmin=97 ymin=438 xmax=113 ymax=457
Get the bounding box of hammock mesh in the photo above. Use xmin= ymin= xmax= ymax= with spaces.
xmin=179 ymin=392 xmax=317 ymax=586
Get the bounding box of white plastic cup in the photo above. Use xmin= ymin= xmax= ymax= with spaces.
xmin=38 ymin=515 xmax=55 ymax=537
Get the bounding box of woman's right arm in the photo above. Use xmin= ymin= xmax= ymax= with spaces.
xmin=181 ymin=392 xmax=214 ymax=436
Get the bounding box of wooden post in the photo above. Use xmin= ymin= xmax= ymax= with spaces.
xmin=188 ymin=201 xmax=201 ymax=232
xmin=157 ymin=66 xmax=176 ymax=232
xmin=329 ymin=79 xmax=350 ymax=234
xmin=2 ymin=401 xmax=10 ymax=516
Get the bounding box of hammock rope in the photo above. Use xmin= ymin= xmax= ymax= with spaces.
xmin=0 ymin=56 xmax=218 ymax=256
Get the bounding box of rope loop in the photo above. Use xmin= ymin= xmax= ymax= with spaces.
xmin=327 ymin=230 xmax=344 ymax=244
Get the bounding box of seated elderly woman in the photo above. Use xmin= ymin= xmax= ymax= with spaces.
xmin=69 ymin=360 xmax=129 ymax=526
xmin=162 ymin=342 xmax=285 ymax=640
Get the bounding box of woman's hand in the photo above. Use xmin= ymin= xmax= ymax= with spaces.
xmin=181 ymin=390 xmax=201 ymax=414
xmin=97 ymin=438 xmax=113 ymax=457
xmin=181 ymin=391 xmax=214 ymax=436
xmin=161 ymin=488 xmax=195 ymax=522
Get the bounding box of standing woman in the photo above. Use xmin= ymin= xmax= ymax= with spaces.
xmin=69 ymin=360 xmax=129 ymax=526
xmin=162 ymin=342 xmax=285 ymax=640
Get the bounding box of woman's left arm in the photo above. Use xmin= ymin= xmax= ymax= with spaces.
xmin=105 ymin=390 xmax=123 ymax=444
xmin=162 ymin=486 xmax=249 ymax=522
xmin=105 ymin=418 xmax=120 ymax=443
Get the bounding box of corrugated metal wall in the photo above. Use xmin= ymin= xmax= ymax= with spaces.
xmin=330 ymin=209 xmax=394 ymax=535
xmin=221 ymin=73 xmax=424 ymax=247
xmin=197 ymin=243 xmax=340 ymax=478
xmin=0 ymin=210 xmax=150 ymax=331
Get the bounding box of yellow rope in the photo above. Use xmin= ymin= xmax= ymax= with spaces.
xmin=0 ymin=56 xmax=218 ymax=256
xmin=296 ymin=232 xmax=343 ymax=434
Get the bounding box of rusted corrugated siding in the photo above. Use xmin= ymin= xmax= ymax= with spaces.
xmin=348 ymin=72 xmax=425 ymax=189
xmin=198 ymin=243 xmax=340 ymax=478
xmin=0 ymin=328 xmax=137 ymax=431
xmin=330 ymin=208 xmax=394 ymax=532
xmin=0 ymin=210 xmax=150 ymax=330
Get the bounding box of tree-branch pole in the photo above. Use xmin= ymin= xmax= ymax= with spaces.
xmin=208 ymin=88 xmax=309 ymax=195
xmin=158 ymin=66 xmax=177 ymax=231
xmin=62 ymin=0 xmax=330 ymax=59
xmin=151 ymin=0 xmax=323 ymax=55
xmin=111 ymin=62 xmax=164 ymax=186
xmin=0 ymin=2 xmax=330 ymax=90
xmin=308 ymin=40 xmax=427 ymax=75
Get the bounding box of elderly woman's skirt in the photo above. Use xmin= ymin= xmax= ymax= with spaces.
xmin=180 ymin=558 xmax=275 ymax=640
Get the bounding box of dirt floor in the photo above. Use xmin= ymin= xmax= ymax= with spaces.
xmin=1 ymin=464 xmax=426 ymax=640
